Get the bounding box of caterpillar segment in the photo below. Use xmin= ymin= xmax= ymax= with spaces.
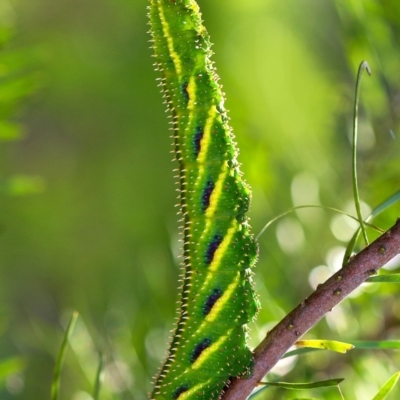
xmin=148 ymin=1 xmax=259 ymax=398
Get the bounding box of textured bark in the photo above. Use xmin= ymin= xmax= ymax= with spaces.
xmin=222 ymin=218 xmax=400 ymax=400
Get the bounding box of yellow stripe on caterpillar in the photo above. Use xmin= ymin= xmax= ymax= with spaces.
xmin=192 ymin=330 xmax=232 ymax=370
xmin=156 ymin=0 xmax=182 ymax=77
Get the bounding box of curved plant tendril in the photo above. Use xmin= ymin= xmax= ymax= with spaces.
xmin=256 ymin=204 xmax=382 ymax=241
xmin=352 ymin=60 xmax=372 ymax=246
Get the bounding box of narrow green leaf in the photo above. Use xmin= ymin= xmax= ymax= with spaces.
xmin=352 ymin=341 xmax=400 ymax=350
xmin=371 ymin=372 xmax=400 ymax=400
xmin=352 ymin=60 xmax=371 ymax=246
xmin=344 ymin=229 xmax=360 ymax=266
xmin=367 ymin=274 xmax=400 ymax=283
xmin=295 ymin=340 xmax=354 ymax=354
xmin=51 ymin=311 xmax=79 ymax=400
xmin=284 ymin=340 xmax=400 ymax=361
xmin=260 ymin=378 xmax=344 ymax=390
xmin=92 ymin=353 xmax=103 ymax=400
xmin=343 ymin=189 xmax=400 ymax=266
xmin=365 ymin=189 xmax=400 ymax=219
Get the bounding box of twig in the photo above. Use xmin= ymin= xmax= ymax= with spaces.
xmin=222 ymin=218 xmax=400 ymax=400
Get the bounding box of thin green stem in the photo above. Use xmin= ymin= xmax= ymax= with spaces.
xmin=256 ymin=204 xmax=383 ymax=241
xmin=352 ymin=61 xmax=372 ymax=246
xmin=338 ymin=384 xmax=346 ymax=400
xmin=51 ymin=311 xmax=79 ymax=400
xmin=93 ymin=352 xmax=103 ymax=400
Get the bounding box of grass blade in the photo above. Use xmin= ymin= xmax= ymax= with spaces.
xmin=343 ymin=189 xmax=400 ymax=265
xmin=371 ymin=372 xmax=400 ymax=400
xmin=366 ymin=274 xmax=400 ymax=283
xmin=352 ymin=341 xmax=400 ymax=350
xmin=92 ymin=352 xmax=103 ymax=400
xmin=352 ymin=60 xmax=371 ymax=247
xmin=249 ymin=378 xmax=343 ymax=398
xmin=51 ymin=311 xmax=79 ymax=400
xmin=259 ymin=378 xmax=344 ymax=390
xmin=283 ymin=340 xmax=400 ymax=359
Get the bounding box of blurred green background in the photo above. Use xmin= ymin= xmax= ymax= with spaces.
xmin=1 ymin=0 xmax=400 ymax=399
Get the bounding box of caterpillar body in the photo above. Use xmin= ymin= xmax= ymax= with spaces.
xmin=148 ymin=1 xmax=259 ymax=398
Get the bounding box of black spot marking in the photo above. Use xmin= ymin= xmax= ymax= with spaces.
xmin=201 ymin=180 xmax=215 ymax=211
xmin=173 ymin=385 xmax=189 ymax=399
xmin=193 ymin=126 xmax=204 ymax=158
xmin=181 ymin=81 xmax=189 ymax=102
xmin=205 ymin=234 xmax=223 ymax=265
xmin=191 ymin=338 xmax=212 ymax=363
xmin=203 ymin=288 xmax=223 ymax=316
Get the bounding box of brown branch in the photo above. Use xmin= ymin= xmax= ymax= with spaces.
xmin=222 ymin=218 xmax=400 ymax=400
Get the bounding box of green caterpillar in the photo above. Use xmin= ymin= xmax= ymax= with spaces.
xmin=148 ymin=1 xmax=259 ymax=398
